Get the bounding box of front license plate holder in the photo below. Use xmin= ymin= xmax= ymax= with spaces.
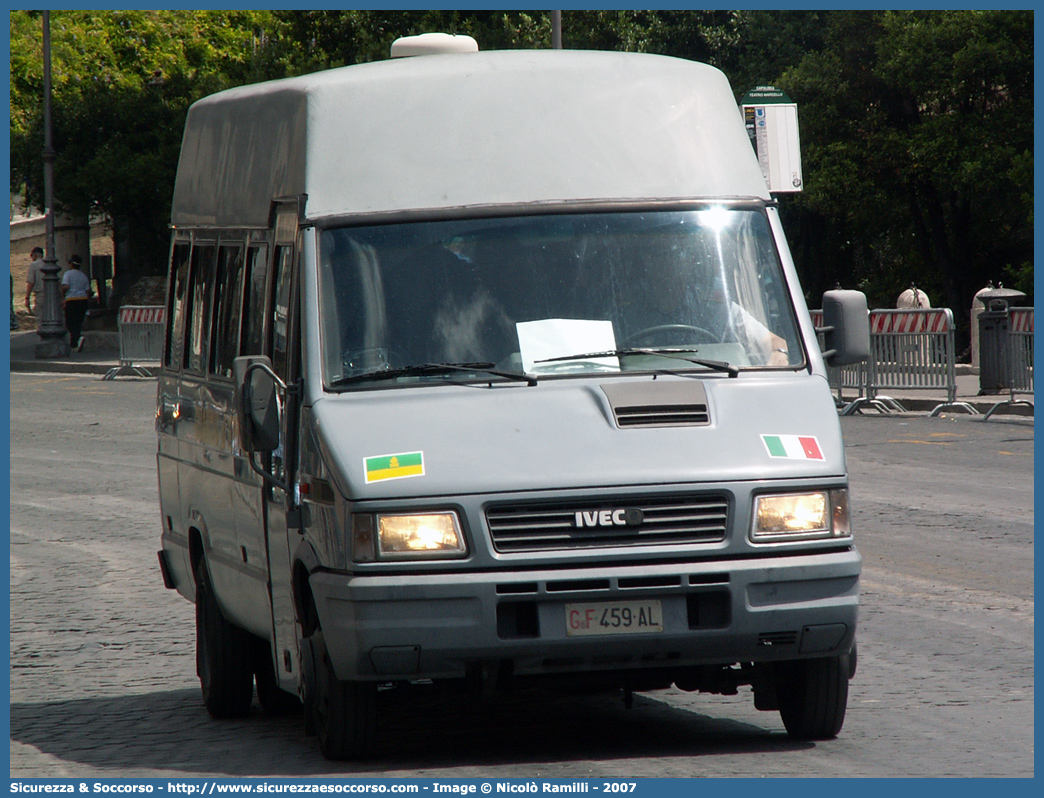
xmin=565 ymin=599 xmax=664 ymax=637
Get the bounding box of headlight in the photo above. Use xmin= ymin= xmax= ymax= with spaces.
xmin=352 ymin=511 xmax=467 ymax=561
xmin=751 ymin=490 xmax=851 ymax=543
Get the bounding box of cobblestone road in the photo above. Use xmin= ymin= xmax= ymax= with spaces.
xmin=8 ymin=375 xmax=1034 ymax=777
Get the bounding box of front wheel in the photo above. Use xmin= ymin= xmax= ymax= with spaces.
xmin=195 ymin=556 xmax=254 ymax=718
xmin=253 ymin=637 xmax=302 ymax=715
xmin=303 ymin=628 xmax=377 ymax=760
xmin=775 ymin=656 xmax=849 ymax=740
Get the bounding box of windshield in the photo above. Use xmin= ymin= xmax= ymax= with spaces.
xmin=318 ymin=208 xmax=803 ymax=388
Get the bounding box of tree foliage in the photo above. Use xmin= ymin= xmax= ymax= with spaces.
xmin=777 ymin=10 xmax=1033 ymax=331
xmin=10 ymin=10 xmax=297 ymax=285
xmin=9 ymin=10 xmax=1033 ymax=336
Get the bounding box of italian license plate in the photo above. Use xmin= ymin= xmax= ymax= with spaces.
xmin=565 ymin=599 xmax=664 ymax=637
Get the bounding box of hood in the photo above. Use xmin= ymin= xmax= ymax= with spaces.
xmin=311 ymin=373 xmax=845 ymax=500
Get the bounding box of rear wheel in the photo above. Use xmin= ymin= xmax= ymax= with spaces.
xmin=195 ymin=557 xmax=254 ymax=718
xmin=303 ymin=627 xmax=377 ymax=760
xmin=775 ymin=656 xmax=849 ymax=740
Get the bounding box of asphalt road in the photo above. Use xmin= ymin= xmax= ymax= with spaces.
xmin=8 ymin=374 xmax=1034 ymax=778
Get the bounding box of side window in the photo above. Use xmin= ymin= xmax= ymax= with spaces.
xmin=271 ymin=245 xmax=294 ymax=380
xmin=165 ymin=242 xmax=192 ymax=369
xmin=240 ymin=244 xmax=270 ymax=357
xmin=183 ymin=244 xmax=216 ymax=373
xmin=209 ymin=244 xmax=245 ymax=378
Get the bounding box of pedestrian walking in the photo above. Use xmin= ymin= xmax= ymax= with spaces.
xmin=60 ymin=254 xmax=92 ymax=352
xmin=23 ymin=246 xmax=45 ymax=313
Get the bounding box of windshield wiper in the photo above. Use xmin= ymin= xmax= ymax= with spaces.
xmin=330 ymin=362 xmax=537 ymax=387
xmin=535 ymin=348 xmax=739 ymax=377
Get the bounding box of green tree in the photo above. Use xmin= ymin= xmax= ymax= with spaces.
xmin=273 ymin=9 xmax=558 ymax=68
xmin=10 ymin=10 xmax=295 ymax=297
xmin=778 ymin=10 xmax=1032 ymax=343
xmin=10 ymin=9 xmax=1032 ymax=337
xmin=631 ymin=9 xmax=1032 ymax=336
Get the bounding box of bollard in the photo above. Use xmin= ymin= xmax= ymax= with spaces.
xmin=970 ymin=281 xmax=994 ymax=368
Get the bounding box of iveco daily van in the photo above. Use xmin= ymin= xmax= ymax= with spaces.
xmin=156 ymin=42 xmax=869 ymax=760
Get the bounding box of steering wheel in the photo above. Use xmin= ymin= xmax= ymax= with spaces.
xmin=621 ymin=324 xmax=719 ymax=348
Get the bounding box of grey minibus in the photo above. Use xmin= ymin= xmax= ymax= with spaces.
xmin=156 ymin=43 xmax=869 ymax=760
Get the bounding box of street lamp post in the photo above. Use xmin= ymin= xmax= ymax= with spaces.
xmin=36 ymin=10 xmax=69 ymax=358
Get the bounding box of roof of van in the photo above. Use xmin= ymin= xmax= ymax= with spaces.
xmin=170 ymin=50 xmax=771 ymax=228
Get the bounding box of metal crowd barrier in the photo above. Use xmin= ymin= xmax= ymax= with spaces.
xmin=103 ymin=305 xmax=166 ymax=380
xmin=812 ymin=307 xmax=977 ymax=416
xmin=985 ymin=308 xmax=1034 ymax=420
xmin=860 ymin=308 xmax=978 ymax=417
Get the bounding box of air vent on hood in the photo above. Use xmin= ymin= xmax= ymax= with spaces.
xmin=615 ymin=403 xmax=709 ymax=427
xmin=601 ymin=380 xmax=710 ymax=428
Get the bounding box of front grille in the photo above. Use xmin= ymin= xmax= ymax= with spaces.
xmin=486 ymin=494 xmax=729 ymax=553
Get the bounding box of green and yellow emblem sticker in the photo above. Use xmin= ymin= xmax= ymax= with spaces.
xmin=364 ymin=451 xmax=425 ymax=484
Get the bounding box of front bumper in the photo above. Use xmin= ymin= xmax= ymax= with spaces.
xmin=309 ymin=547 xmax=860 ymax=682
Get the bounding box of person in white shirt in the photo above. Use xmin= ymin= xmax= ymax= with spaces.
xmin=23 ymin=247 xmax=45 ymax=313
xmin=60 ymin=254 xmax=92 ymax=352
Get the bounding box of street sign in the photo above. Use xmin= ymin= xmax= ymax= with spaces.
xmin=742 ymin=85 xmax=802 ymax=193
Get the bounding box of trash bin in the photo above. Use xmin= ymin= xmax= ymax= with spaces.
xmin=977 ymin=288 xmax=1028 ymax=394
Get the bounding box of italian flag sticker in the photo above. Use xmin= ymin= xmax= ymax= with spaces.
xmin=365 ymin=451 xmax=425 ymax=483
xmin=762 ymin=434 xmax=824 ymax=461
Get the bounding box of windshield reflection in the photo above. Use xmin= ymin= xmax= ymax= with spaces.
xmin=318 ymin=209 xmax=802 ymax=387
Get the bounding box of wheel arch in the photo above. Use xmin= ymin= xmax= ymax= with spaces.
xmin=291 ymin=540 xmax=323 ymax=637
xmin=188 ymin=524 xmax=207 ymax=602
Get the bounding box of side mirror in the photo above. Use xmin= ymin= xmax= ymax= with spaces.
xmin=821 ymin=290 xmax=870 ymax=366
xmin=233 ymin=355 xmax=283 ymax=453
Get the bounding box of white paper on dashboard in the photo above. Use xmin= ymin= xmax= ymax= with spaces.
xmin=517 ymin=319 xmax=618 ymax=373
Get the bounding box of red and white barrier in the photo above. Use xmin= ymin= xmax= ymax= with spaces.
xmin=104 ymin=305 xmax=166 ymax=380
xmin=1009 ymin=308 xmax=1034 ymax=334
xmin=870 ymin=309 xmax=951 ymax=335
xmin=810 ymin=306 xmax=976 ymax=416
xmin=118 ymin=306 xmax=166 ymax=326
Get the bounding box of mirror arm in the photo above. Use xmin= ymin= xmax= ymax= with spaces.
xmin=244 ymin=360 xmax=288 ymax=393
xmin=246 ymin=451 xmax=290 ymax=494
xmin=814 ymin=323 xmax=837 ymax=361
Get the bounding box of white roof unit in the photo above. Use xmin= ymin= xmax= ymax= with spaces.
xmin=390 ymin=32 xmax=479 ymax=58
xmin=171 ymin=50 xmax=771 ymax=228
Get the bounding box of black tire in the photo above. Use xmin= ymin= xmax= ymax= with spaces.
xmin=304 ymin=627 xmax=377 ymax=760
xmin=253 ymin=637 xmax=303 ymax=715
xmin=300 ymin=634 xmax=318 ymax=736
xmin=775 ymin=656 xmax=849 ymax=740
xmin=195 ymin=556 xmax=254 ymax=718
